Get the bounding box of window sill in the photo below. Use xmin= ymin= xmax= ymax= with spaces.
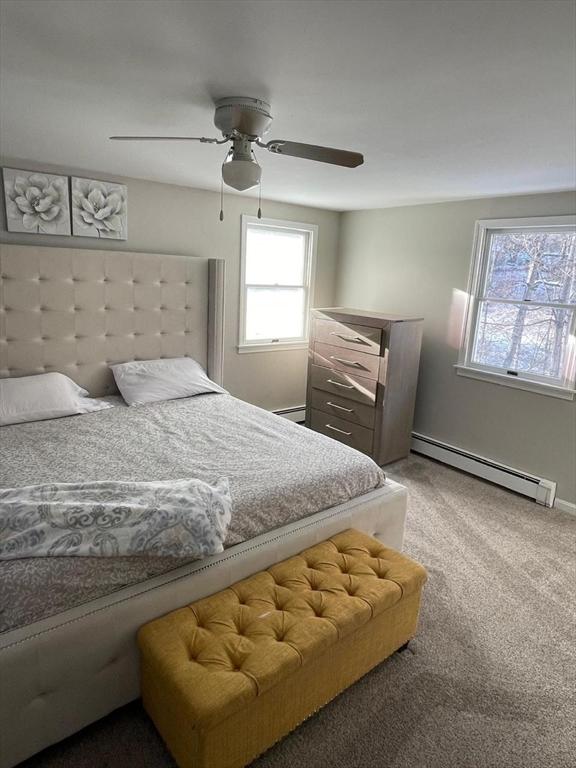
xmin=454 ymin=365 xmax=575 ymax=400
xmin=237 ymin=342 xmax=308 ymax=354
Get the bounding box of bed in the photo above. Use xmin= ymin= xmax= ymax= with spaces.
xmin=0 ymin=245 xmax=408 ymax=768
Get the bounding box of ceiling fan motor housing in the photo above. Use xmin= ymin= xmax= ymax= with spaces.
xmin=214 ymin=97 xmax=273 ymax=139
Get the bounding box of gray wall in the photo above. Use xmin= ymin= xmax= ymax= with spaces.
xmin=0 ymin=158 xmax=340 ymax=411
xmin=336 ymin=192 xmax=576 ymax=503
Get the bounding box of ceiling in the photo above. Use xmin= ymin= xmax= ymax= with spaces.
xmin=1 ymin=0 xmax=575 ymax=211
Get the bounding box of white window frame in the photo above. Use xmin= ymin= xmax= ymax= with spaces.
xmin=238 ymin=215 xmax=317 ymax=353
xmin=456 ymin=215 xmax=576 ymax=400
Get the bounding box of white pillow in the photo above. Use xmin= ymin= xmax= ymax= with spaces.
xmin=0 ymin=372 xmax=113 ymax=427
xmin=110 ymin=357 xmax=226 ymax=406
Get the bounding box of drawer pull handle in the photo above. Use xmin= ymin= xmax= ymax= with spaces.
xmin=326 ymin=378 xmax=354 ymax=389
xmin=326 ymin=401 xmax=354 ymax=413
xmin=330 ymin=355 xmax=363 ymax=368
xmin=325 ymin=423 xmax=352 ymax=436
xmin=330 ymin=332 xmax=367 ymax=344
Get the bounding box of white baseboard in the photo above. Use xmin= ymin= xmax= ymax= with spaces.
xmin=411 ymin=432 xmax=557 ymax=507
xmin=274 ymin=406 xmax=306 ymax=423
xmin=554 ymin=497 xmax=576 ymax=516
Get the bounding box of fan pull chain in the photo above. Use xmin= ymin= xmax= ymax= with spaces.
xmin=257 ymin=177 xmax=262 ymax=219
xmin=219 ymin=176 xmax=224 ymax=221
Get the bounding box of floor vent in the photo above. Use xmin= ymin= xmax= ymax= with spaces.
xmin=411 ymin=432 xmax=557 ymax=507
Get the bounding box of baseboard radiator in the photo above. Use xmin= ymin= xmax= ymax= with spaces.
xmin=274 ymin=406 xmax=306 ymax=423
xmin=411 ymin=432 xmax=557 ymax=507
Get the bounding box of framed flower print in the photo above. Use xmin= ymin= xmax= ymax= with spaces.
xmin=3 ymin=168 xmax=71 ymax=235
xmin=71 ymin=177 xmax=127 ymax=240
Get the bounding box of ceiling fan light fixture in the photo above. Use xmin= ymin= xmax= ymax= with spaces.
xmin=110 ymin=96 xmax=364 ymax=207
xmin=221 ymin=157 xmax=261 ymax=191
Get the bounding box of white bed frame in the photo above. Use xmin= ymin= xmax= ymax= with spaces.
xmin=0 ymin=245 xmax=407 ymax=767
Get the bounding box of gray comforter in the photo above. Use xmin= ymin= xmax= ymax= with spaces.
xmin=0 ymin=394 xmax=385 ymax=632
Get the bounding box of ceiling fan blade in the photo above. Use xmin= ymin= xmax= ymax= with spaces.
xmin=109 ymin=136 xmax=225 ymax=143
xmin=262 ymin=140 xmax=363 ymax=167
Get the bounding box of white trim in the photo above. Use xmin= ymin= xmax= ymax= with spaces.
xmin=458 ymin=215 xmax=576 ymax=397
xmin=554 ymin=497 xmax=576 ymax=516
xmin=238 ymin=341 xmax=308 ymax=353
xmin=411 ymin=432 xmax=557 ymax=507
xmin=454 ymin=364 xmax=576 ymax=400
xmin=239 ymin=215 xmax=318 ymax=350
xmin=469 ymin=215 xmax=576 ymax=230
xmin=466 ymin=296 xmax=576 ymax=311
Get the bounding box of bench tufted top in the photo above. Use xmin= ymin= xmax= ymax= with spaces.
xmin=138 ymin=529 xmax=427 ymax=729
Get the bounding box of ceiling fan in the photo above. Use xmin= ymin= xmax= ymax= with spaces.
xmin=110 ymin=97 xmax=363 ymax=218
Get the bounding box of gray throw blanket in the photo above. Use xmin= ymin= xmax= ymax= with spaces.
xmin=0 ymin=477 xmax=232 ymax=559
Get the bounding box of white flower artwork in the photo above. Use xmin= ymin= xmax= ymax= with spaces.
xmin=71 ymin=177 xmax=127 ymax=240
xmin=2 ymin=168 xmax=71 ymax=235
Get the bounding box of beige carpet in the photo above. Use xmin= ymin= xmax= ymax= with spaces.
xmin=19 ymin=455 xmax=576 ymax=768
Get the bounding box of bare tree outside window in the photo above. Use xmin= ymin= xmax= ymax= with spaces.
xmin=459 ymin=218 xmax=576 ymax=396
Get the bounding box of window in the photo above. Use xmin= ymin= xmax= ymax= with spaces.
xmin=239 ymin=216 xmax=317 ymax=352
xmin=457 ymin=216 xmax=576 ymax=399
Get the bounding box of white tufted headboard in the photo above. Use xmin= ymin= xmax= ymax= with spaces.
xmin=0 ymin=245 xmax=225 ymax=396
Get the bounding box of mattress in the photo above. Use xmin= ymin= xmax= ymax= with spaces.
xmin=0 ymin=394 xmax=385 ymax=633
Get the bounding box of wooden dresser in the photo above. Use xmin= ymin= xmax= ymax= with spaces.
xmin=305 ymin=308 xmax=423 ymax=465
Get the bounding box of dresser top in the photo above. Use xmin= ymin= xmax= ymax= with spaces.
xmin=312 ymin=307 xmax=424 ymax=326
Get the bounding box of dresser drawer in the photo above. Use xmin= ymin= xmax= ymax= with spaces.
xmin=312 ymin=341 xmax=380 ymax=380
xmin=310 ymin=389 xmax=376 ymax=429
xmin=310 ymin=364 xmax=377 ymax=405
xmin=314 ymin=318 xmax=382 ymax=356
xmin=310 ymin=409 xmax=374 ymax=454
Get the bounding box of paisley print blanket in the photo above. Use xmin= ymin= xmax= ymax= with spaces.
xmin=0 ymin=477 xmax=231 ymax=559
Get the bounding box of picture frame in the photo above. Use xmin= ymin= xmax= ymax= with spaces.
xmin=71 ymin=176 xmax=127 ymax=240
xmin=2 ymin=167 xmax=71 ymax=236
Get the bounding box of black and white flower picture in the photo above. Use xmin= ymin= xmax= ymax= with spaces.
xmin=71 ymin=177 xmax=127 ymax=239
xmin=3 ymin=168 xmax=71 ymax=235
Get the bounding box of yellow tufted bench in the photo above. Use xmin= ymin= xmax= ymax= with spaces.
xmin=138 ymin=529 xmax=427 ymax=768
